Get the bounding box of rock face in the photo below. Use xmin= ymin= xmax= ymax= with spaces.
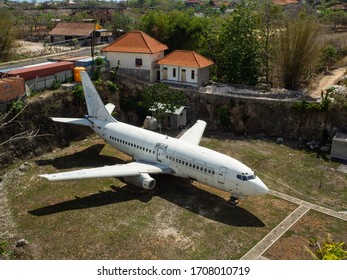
xmin=186 ymin=90 xmax=347 ymax=141
xmin=1 ymin=81 xmax=347 ymax=167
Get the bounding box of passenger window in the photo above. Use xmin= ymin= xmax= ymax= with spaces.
xmin=242 ymin=176 xmax=247 ymax=181
xmin=212 ymin=170 xmax=215 ymax=175
xmin=237 ymin=174 xmax=242 ymax=180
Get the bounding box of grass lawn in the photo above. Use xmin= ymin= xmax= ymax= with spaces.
xmin=2 ymin=135 xmax=346 ymax=259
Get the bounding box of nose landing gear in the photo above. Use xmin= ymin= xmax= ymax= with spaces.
xmin=227 ymin=196 xmax=239 ymax=207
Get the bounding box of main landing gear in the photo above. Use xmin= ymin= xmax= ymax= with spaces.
xmin=227 ymin=196 xmax=239 ymax=207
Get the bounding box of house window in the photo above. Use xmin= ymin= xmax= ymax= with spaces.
xmin=135 ymin=58 xmax=142 ymax=67
xmin=173 ymin=68 xmax=176 ymax=78
xmin=191 ymin=70 xmax=195 ymax=80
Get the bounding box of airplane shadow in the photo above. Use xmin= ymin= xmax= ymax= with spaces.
xmin=29 ymin=179 xmax=264 ymax=228
xmin=35 ymin=144 xmax=124 ymax=169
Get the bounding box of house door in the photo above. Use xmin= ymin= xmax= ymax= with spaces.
xmin=163 ymin=68 xmax=168 ymax=80
xmin=156 ymin=70 xmax=160 ymax=81
xmin=181 ymin=69 xmax=186 ymax=82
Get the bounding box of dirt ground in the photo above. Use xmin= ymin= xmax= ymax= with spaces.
xmin=15 ymin=40 xmax=73 ymax=56
xmin=310 ymin=67 xmax=346 ymax=98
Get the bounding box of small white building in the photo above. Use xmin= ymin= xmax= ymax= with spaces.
xmin=149 ymin=103 xmax=187 ymax=130
xmin=331 ymin=133 xmax=347 ymax=163
xmin=101 ymin=31 xmax=168 ymax=82
xmin=157 ymin=50 xmax=214 ymax=87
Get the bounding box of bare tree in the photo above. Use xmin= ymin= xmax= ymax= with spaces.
xmin=0 ymin=83 xmax=51 ymax=148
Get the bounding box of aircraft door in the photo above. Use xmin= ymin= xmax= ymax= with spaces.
xmin=218 ymin=166 xmax=227 ymax=184
xmin=156 ymin=145 xmax=166 ymax=162
xmin=102 ymin=127 xmax=107 ymax=137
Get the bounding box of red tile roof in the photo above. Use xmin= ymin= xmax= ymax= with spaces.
xmin=157 ymin=50 xmax=214 ymax=68
xmin=101 ymin=30 xmax=168 ymax=54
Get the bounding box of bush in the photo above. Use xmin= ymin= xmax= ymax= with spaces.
xmin=72 ymin=85 xmax=84 ymax=102
xmin=10 ymin=99 xmax=24 ymax=114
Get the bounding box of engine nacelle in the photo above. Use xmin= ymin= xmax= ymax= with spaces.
xmin=123 ymin=173 xmax=156 ymax=190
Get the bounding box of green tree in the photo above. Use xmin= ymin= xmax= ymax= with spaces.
xmin=275 ymin=15 xmax=321 ymax=90
xmin=257 ymin=0 xmax=283 ymax=85
xmin=113 ymin=12 xmax=132 ymax=33
xmin=216 ymin=4 xmax=261 ymax=85
xmin=139 ymin=9 xmax=209 ymax=51
xmin=0 ymin=10 xmax=16 ymax=62
xmin=319 ymin=45 xmax=339 ymax=72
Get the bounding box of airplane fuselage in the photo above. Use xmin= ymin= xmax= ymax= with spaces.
xmin=92 ymin=119 xmax=268 ymax=198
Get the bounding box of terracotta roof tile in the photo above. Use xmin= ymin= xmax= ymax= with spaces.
xmin=101 ymin=30 xmax=168 ymax=54
xmin=157 ymin=50 xmax=214 ymax=68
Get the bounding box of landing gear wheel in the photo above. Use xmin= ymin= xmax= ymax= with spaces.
xmin=227 ymin=196 xmax=239 ymax=207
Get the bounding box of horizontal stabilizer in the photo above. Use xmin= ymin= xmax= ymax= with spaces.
xmin=50 ymin=117 xmax=92 ymax=127
xmin=105 ymin=103 xmax=116 ymax=115
xmin=40 ymin=162 xmax=170 ymax=181
xmin=179 ymin=120 xmax=207 ymax=145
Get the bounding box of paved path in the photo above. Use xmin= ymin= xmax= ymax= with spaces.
xmin=241 ymin=205 xmax=310 ymax=260
xmin=269 ymin=190 xmax=347 ymax=222
xmin=241 ymin=189 xmax=347 ymax=260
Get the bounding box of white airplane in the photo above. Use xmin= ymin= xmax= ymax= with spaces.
xmin=40 ymin=71 xmax=269 ymax=206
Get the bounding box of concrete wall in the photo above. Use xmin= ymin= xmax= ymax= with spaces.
xmin=159 ymin=65 xmax=211 ymax=87
xmin=26 ymin=70 xmax=73 ymax=91
xmin=102 ymin=51 xmax=164 ymax=82
xmin=331 ymin=133 xmax=347 ymax=163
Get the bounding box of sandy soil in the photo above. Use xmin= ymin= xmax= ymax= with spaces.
xmin=15 ymin=40 xmax=46 ymax=54
xmin=310 ymin=67 xmax=346 ymax=98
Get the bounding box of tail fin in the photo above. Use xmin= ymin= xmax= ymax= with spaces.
xmin=81 ymin=71 xmax=116 ymax=122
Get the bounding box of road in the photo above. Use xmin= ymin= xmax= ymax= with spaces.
xmin=0 ymin=45 xmax=106 ymax=71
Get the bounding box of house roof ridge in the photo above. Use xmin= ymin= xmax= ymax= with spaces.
xmin=157 ymin=50 xmax=214 ymax=68
xmin=101 ymin=30 xmax=168 ymax=54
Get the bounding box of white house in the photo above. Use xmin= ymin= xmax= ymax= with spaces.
xmin=101 ymin=31 xmax=168 ymax=82
xmin=157 ymin=50 xmax=214 ymax=87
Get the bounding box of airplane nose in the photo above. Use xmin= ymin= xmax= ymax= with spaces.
xmin=253 ymin=177 xmax=269 ymax=196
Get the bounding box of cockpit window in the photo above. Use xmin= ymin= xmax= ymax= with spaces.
xmin=237 ymin=173 xmax=256 ymax=181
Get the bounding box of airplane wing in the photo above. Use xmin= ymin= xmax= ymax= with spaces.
xmin=179 ymin=120 xmax=207 ymax=145
xmin=51 ymin=117 xmax=93 ymax=127
xmin=40 ymin=162 xmax=171 ymax=181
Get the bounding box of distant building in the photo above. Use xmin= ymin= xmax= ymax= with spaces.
xmin=157 ymin=50 xmax=214 ymax=88
xmin=331 ymin=133 xmax=347 ymax=164
xmin=48 ymin=22 xmax=111 ymax=46
xmin=4 ymin=62 xmax=74 ymax=91
xmin=101 ymin=30 xmax=168 ymax=83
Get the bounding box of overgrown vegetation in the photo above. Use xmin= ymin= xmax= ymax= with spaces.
xmin=293 ymin=92 xmax=331 ymax=112
xmin=275 ymin=15 xmax=322 ymax=90
xmin=307 ymin=235 xmax=347 ymax=260
xmin=139 ymin=83 xmax=187 ymax=129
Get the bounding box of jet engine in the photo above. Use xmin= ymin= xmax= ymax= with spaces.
xmin=123 ymin=173 xmax=156 ymax=190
